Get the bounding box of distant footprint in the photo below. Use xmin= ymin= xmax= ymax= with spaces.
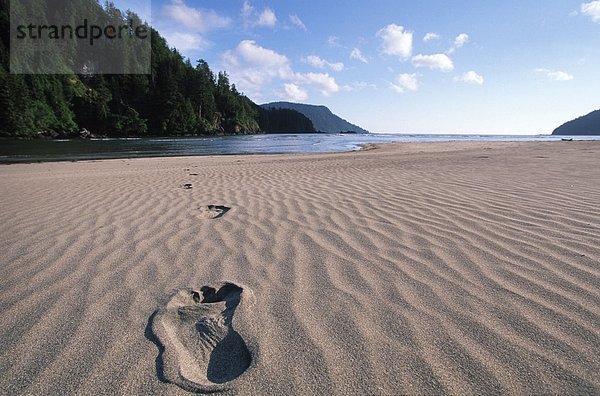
xmin=198 ymin=205 xmax=231 ymax=219
xmin=151 ymin=283 xmax=252 ymax=393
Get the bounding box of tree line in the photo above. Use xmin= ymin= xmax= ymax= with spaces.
xmin=0 ymin=0 xmax=315 ymax=138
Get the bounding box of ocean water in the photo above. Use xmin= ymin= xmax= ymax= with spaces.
xmin=1 ymin=133 xmax=599 ymax=163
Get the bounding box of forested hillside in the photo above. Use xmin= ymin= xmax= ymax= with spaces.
xmin=552 ymin=109 xmax=600 ymax=136
xmin=262 ymin=102 xmax=369 ymax=134
xmin=0 ymin=0 xmax=315 ymax=138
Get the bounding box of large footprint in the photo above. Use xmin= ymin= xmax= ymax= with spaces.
xmin=151 ymin=283 xmax=252 ymax=393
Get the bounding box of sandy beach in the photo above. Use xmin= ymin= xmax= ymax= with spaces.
xmin=0 ymin=141 xmax=599 ymax=395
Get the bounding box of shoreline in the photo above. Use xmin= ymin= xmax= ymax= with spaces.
xmin=0 ymin=140 xmax=544 ymax=165
xmin=1 ymin=141 xmax=599 ymax=394
xmin=3 ymin=135 xmax=600 ymax=165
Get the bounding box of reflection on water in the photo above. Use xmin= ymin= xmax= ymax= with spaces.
xmin=1 ymin=133 xmax=598 ymax=163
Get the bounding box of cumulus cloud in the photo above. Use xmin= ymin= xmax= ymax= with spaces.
xmin=390 ymin=73 xmax=419 ymax=93
xmin=448 ymin=33 xmax=469 ymax=53
xmin=222 ymin=40 xmax=293 ymax=96
xmin=455 ymin=71 xmax=484 ymax=85
xmin=242 ymin=1 xmax=277 ymax=28
xmin=289 ymin=14 xmax=307 ymax=30
xmin=535 ymin=68 xmax=574 ymax=81
xmin=223 ymin=40 xmax=341 ymax=99
xmin=549 ymin=71 xmax=574 ymax=81
xmin=454 ymin=33 xmax=469 ymax=48
xmin=163 ymin=0 xmax=231 ymax=32
xmin=295 ymin=72 xmax=340 ymax=96
xmin=412 ymin=54 xmax=454 ymax=72
xmin=280 ymin=83 xmax=308 ymax=101
xmin=350 ymin=48 xmax=369 ymax=64
xmin=258 ymin=8 xmax=277 ymax=26
xmin=304 ymin=55 xmax=344 ymax=72
xmin=232 ymin=40 xmax=291 ymax=74
xmin=423 ymin=32 xmax=440 ymax=42
xmin=581 ymin=1 xmax=600 ymax=22
xmin=377 ymin=24 xmax=413 ymax=59
xmin=163 ymin=32 xmax=210 ymax=51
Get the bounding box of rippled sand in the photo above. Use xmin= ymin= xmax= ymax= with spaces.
xmin=1 ymin=141 xmax=599 ymax=395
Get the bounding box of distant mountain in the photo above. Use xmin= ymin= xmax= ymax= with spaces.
xmin=552 ymin=109 xmax=600 ymax=135
xmin=261 ymin=102 xmax=369 ymax=134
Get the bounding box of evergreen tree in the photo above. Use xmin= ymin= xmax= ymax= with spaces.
xmin=0 ymin=0 xmax=312 ymax=138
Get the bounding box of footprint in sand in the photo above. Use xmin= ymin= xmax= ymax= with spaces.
xmin=197 ymin=205 xmax=231 ymax=219
xmin=151 ymin=283 xmax=252 ymax=393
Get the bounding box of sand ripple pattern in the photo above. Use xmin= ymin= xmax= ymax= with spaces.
xmin=0 ymin=142 xmax=599 ymax=395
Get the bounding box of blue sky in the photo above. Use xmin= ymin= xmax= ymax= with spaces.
xmin=113 ymin=0 xmax=600 ymax=134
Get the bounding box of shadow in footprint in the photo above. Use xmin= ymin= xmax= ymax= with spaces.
xmin=144 ymin=312 xmax=167 ymax=383
xmin=198 ymin=205 xmax=231 ymax=219
xmin=150 ymin=283 xmax=251 ymax=393
xmin=207 ymin=330 xmax=250 ymax=383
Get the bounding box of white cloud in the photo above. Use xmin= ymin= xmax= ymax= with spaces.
xmin=295 ymin=72 xmax=340 ymax=96
xmin=581 ymin=1 xmax=600 ymax=22
xmin=345 ymin=81 xmax=378 ymax=91
xmin=289 ymin=14 xmax=307 ymax=30
xmin=280 ymin=83 xmax=308 ymax=101
xmin=535 ymin=68 xmax=574 ymax=81
xmin=390 ymin=73 xmax=419 ymax=93
xmin=222 ymin=40 xmax=293 ymax=96
xmin=377 ymin=24 xmax=413 ymax=59
xmin=242 ymin=1 xmax=277 ymax=28
xmin=412 ymin=54 xmax=454 ymax=72
xmin=423 ymin=32 xmax=440 ymax=42
xmin=455 ymin=71 xmax=484 ymax=85
xmin=328 ymin=36 xmax=342 ymax=47
xmin=350 ymin=48 xmax=368 ymax=64
xmin=234 ymin=40 xmax=291 ymax=75
xmin=548 ymin=71 xmax=574 ymax=81
xmin=257 ymin=8 xmax=277 ymax=27
xmin=454 ymin=33 xmax=469 ymax=48
xmin=242 ymin=1 xmax=252 ymax=20
xmin=398 ymin=73 xmax=419 ymax=91
xmin=305 ymin=55 xmax=326 ymax=68
xmin=163 ymin=32 xmax=210 ymax=52
xmin=448 ymin=33 xmax=469 ymax=53
xmin=304 ymin=55 xmax=344 ymax=72
xmin=163 ymin=0 xmax=231 ymax=32
xmin=222 ymin=40 xmax=341 ymax=99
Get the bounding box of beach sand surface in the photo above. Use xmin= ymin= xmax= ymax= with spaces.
xmin=0 ymin=141 xmax=599 ymax=395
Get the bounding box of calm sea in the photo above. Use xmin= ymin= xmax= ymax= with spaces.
xmin=1 ymin=133 xmax=599 ymax=163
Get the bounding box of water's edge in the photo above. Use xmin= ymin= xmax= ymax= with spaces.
xmin=1 ymin=134 xmax=599 ymax=164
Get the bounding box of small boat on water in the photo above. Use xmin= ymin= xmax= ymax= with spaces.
xmin=561 ymin=137 xmax=573 ymax=141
